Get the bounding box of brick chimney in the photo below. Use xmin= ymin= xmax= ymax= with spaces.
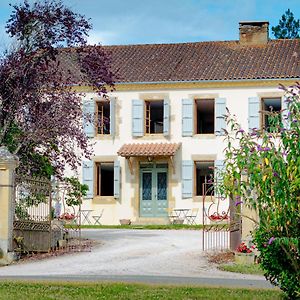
xmin=239 ymin=21 xmax=269 ymax=45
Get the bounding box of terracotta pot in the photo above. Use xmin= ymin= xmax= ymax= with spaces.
xmin=119 ymin=219 xmax=131 ymax=225
xmin=235 ymin=252 xmax=255 ymax=264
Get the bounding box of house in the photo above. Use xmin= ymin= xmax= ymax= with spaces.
xmin=74 ymin=21 xmax=299 ymax=225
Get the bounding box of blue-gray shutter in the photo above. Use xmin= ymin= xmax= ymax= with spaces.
xmin=114 ymin=161 xmax=120 ymax=199
xmin=281 ymin=96 xmax=290 ymax=129
xmin=248 ymin=97 xmax=260 ymax=131
xmin=110 ymin=97 xmax=116 ymax=136
xmin=82 ymin=160 xmax=94 ymax=199
xmin=132 ymin=99 xmax=144 ymax=137
xmin=215 ymin=98 xmax=227 ymax=136
xmin=163 ymin=99 xmax=170 ymax=136
xmin=83 ymin=99 xmax=95 ymax=138
xmin=182 ymin=99 xmax=194 ymax=136
xmin=182 ymin=160 xmax=193 ymax=198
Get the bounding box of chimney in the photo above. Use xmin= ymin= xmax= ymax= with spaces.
xmin=239 ymin=21 xmax=269 ymax=45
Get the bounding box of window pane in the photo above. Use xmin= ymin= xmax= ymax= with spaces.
xmin=142 ymin=173 xmax=152 ymax=200
xmin=262 ymin=98 xmax=281 ymax=132
xmin=145 ymin=100 xmax=164 ymax=134
xmin=157 ymin=172 xmax=167 ymax=200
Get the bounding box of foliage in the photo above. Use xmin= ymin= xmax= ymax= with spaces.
xmin=272 ymin=9 xmax=300 ymax=39
xmin=0 ymin=282 xmax=283 ymax=300
xmin=0 ymin=0 xmax=114 ymax=178
xmin=63 ymin=177 xmax=88 ymax=207
xmin=220 ymin=83 xmax=300 ymax=298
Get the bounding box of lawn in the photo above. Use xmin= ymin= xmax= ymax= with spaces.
xmin=218 ymin=263 xmax=265 ymax=275
xmin=0 ymin=282 xmax=283 ymax=300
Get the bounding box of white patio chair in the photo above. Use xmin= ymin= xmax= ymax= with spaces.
xmin=185 ymin=208 xmax=199 ymax=225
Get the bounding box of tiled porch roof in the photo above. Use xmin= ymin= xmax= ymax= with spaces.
xmin=117 ymin=143 xmax=181 ymax=157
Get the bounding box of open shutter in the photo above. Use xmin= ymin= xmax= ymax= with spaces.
xmin=215 ymin=98 xmax=226 ymax=136
xmin=248 ymin=97 xmax=260 ymax=131
xmin=83 ymin=99 xmax=95 ymax=138
xmin=132 ymin=99 xmax=144 ymax=137
xmin=82 ymin=160 xmax=94 ymax=199
xmin=182 ymin=160 xmax=193 ymax=198
xmin=182 ymin=99 xmax=194 ymax=136
xmin=281 ymin=96 xmax=290 ymax=129
xmin=110 ymin=97 xmax=116 ymax=136
xmin=114 ymin=161 xmax=120 ymax=199
xmin=163 ymin=99 xmax=170 ymax=136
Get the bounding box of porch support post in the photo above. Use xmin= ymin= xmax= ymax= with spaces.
xmin=169 ymin=156 xmax=175 ymax=174
xmin=126 ymin=157 xmax=133 ymax=175
xmin=0 ymin=146 xmax=18 ymax=265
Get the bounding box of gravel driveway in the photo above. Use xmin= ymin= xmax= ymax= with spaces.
xmin=0 ymin=229 xmax=267 ymax=284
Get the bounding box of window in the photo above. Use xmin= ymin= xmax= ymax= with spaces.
xmin=261 ymin=98 xmax=281 ymax=132
xmin=195 ymin=161 xmax=214 ymax=196
xmin=145 ymin=100 xmax=164 ymax=134
xmin=97 ymin=101 xmax=110 ymax=134
xmin=96 ymin=162 xmax=114 ymax=196
xmin=195 ymin=99 xmax=215 ymax=134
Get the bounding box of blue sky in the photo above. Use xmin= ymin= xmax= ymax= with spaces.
xmin=0 ymin=0 xmax=299 ymax=48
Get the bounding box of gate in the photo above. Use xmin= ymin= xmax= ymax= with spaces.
xmin=202 ymin=182 xmax=241 ymax=251
xmin=13 ymin=176 xmax=53 ymax=252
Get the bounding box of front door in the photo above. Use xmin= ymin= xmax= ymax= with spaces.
xmin=140 ymin=164 xmax=168 ymax=217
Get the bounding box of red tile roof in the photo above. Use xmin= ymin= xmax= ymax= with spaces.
xmin=60 ymin=39 xmax=300 ymax=84
xmin=105 ymin=39 xmax=300 ymax=83
xmin=118 ymin=143 xmax=181 ymax=157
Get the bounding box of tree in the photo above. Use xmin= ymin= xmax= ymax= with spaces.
xmin=0 ymin=0 xmax=114 ymax=178
xmin=220 ymin=84 xmax=300 ymax=298
xmin=272 ymin=9 xmax=300 ymax=39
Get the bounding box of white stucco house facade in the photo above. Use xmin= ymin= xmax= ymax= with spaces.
xmin=74 ymin=21 xmax=300 ymax=225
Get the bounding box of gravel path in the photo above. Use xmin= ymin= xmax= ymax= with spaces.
xmin=0 ymin=229 xmax=271 ymax=287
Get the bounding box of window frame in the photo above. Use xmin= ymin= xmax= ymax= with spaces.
xmin=194 ymin=160 xmax=214 ymax=197
xmin=144 ymin=99 xmax=164 ymax=135
xmin=260 ymin=97 xmax=282 ymax=132
xmin=194 ymin=98 xmax=215 ymax=135
xmin=96 ymin=100 xmax=111 ymax=135
xmin=95 ymin=161 xmax=115 ymax=197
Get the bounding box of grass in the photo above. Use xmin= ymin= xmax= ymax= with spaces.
xmin=0 ymin=281 xmax=284 ymax=300
xmin=218 ymin=263 xmax=265 ymax=275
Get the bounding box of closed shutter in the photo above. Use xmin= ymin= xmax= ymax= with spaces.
xmin=82 ymin=160 xmax=94 ymax=199
xmin=110 ymin=97 xmax=116 ymax=136
xmin=182 ymin=99 xmax=194 ymax=136
xmin=132 ymin=99 xmax=144 ymax=136
xmin=83 ymin=99 xmax=95 ymax=138
xmin=163 ymin=99 xmax=170 ymax=136
xmin=114 ymin=161 xmax=120 ymax=199
xmin=248 ymin=97 xmax=260 ymax=131
xmin=281 ymin=96 xmax=290 ymax=129
xmin=215 ymin=98 xmax=227 ymax=136
xmin=182 ymin=160 xmax=193 ymax=198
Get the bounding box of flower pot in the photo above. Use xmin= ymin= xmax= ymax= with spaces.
xmin=119 ymin=219 xmax=131 ymax=225
xmin=235 ymin=252 xmax=255 ymax=264
xmin=173 ymin=219 xmax=184 ymax=225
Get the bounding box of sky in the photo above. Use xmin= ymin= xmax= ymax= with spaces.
xmin=0 ymin=0 xmax=299 ymax=48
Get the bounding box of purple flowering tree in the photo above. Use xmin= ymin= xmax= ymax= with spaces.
xmin=220 ymin=84 xmax=300 ymax=298
xmin=0 ymin=0 xmax=114 ymax=177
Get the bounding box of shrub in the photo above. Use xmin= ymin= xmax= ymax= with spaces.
xmin=220 ymin=84 xmax=300 ymax=298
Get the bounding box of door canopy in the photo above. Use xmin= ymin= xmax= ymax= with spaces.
xmin=117 ymin=142 xmax=181 ymax=174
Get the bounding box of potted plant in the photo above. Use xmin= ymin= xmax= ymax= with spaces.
xmin=235 ymin=242 xmax=255 ymax=264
